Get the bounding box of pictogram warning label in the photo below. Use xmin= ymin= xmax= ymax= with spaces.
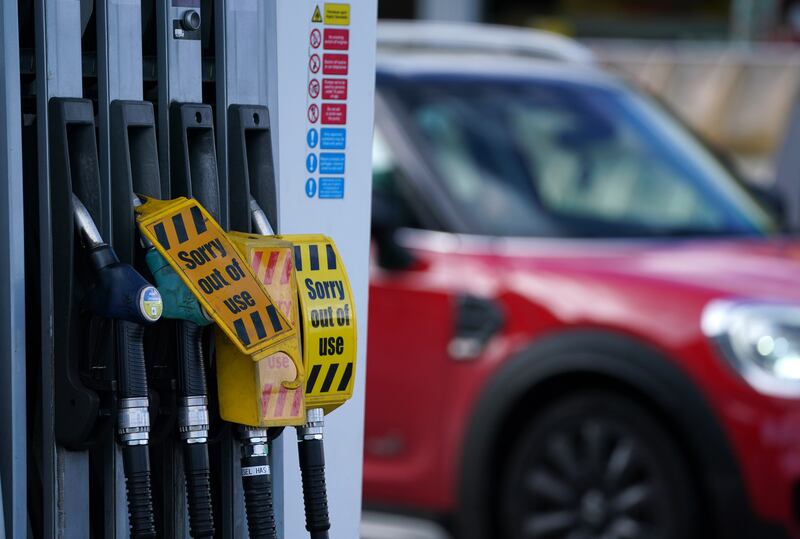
xmin=308 ymin=79 xmax=321 ymax=98
xmin=323 ymin=53 xmax=348 ymax=75
xmin=324 ymin=29 xmax=349 ymax=50
xmin=322 ymin=78 xmax=347 ymax=100
xmin=135 ymin=197 xmax=294 ymax=356
xmin=309 ymin=54 xmax=321 ymax=74
xmin=311 ymin=5 xmax=322 ymax=23
xmin=291 ymin=236 xmax=356 ymax=411
xmin=307 ymin=128 xmax=319 ymax=148
xmin=310 ymin=28 xmax=322 ymax=49
xmin=308 ymin=103 xmax=320 ymax=123
xmin=306 ymin=178 xmax=317 ymax=198
xmin=321 ymin=103 xmax=346 ymax=125
xmin=323 ymin=3 xmax=350 ymax=26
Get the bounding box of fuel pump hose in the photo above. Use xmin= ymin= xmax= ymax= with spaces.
xmin=177 ymin=321 xmax=215 ymax=537
xmin=74 ymin=194 xmax=159 ymax=538
xmin=117 ymin=321 xmax=157 ymax=538
xmin=298 ymin=408 xmax=330 ymax=539
xmin=240 ymin=427 xmax=277 ymax=539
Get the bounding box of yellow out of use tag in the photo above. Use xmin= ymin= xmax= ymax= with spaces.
xmin=288 ymin=235 xmax=356 ymax=414
xmin=216 ymin=232 xmax=306 ymax=427
xmin=135 ymin=197 xmax=295 ymax=357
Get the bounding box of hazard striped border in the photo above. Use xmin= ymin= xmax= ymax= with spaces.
xmin=305 ymin=362 xmax=353 ymax=394
xmin=293 ymin=242 xmax=337 ymax=272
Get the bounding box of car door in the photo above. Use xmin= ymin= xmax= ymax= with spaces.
xmin=363 ymin=122 xmax=458 ymax=509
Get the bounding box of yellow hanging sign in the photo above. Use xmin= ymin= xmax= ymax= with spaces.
xmin=135 ymin=197 xmax=295 ymax=357
xmin=289 ymin=235 xmax=356 ymax=414
xmin=216 ymin=233 xmax=306 ymax=427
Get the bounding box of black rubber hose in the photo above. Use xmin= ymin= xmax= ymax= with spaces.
xmin=122 ymin=444 xmax=156 ymax=538
xmin=298 ymin=438 xmax=330 ymax=539
xmin=241 ymin=452 xmax=277 ymax=539
xmin=178 ymin=321 xmax=208 ymax=397
xmin=116 ymin=320 xmax=148 ymax=398
xmin=184 ymin=442 xmax=215 ymax=537
xmin=177 ymin=321 xmax=215 ymax=537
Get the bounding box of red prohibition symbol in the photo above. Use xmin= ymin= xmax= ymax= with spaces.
xmin=308 ymin=103 xmax=319 ymax=123
xmin=309 ymin=54 xmax=321 ymax=74
xmin=308 ymin=79 xmax=320 ymax=98
xmin=310 ymin=29 xmax=322 ymax=49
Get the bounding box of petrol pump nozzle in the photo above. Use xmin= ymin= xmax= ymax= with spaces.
xmin=71 ymin=193 xmax=159 ymax=538
xmin=132 ymin=194 xmax=216 ymax=537
xmin=247 ymin=196 xmax=331 ymax=539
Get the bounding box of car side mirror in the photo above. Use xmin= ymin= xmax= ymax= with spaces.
xmin=371 ymin=189 xmax=416 ymax=270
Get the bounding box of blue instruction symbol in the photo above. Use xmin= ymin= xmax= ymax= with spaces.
xmin=305 ymin=178 xmax=317 ymax=198
xmin=307 ymin=128 xmax=319 ymax=149
xmin=306 ymin=153 xmax=318 ymax=173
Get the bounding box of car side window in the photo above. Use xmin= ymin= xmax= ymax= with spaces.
xmin=509 ymin=103 xmax=719 ymax=230
xmin=372 ymin=129 xmax=423 ymax=230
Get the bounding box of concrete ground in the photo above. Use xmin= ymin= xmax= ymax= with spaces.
xmin=361 ymin=512 xmax=450 ymax=539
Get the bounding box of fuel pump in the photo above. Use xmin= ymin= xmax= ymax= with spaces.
xmin=220 ymin=100 xmax=356 ymax=538
xmin=17 ymin=1 xmax=377 ymax=536
xmin=135 ymin=195 xmax=298 ymax=539
xmin=72 ymin=193 xmax=161 ymax=537
xmin=246 ymin=201 xmax=358 ymax=539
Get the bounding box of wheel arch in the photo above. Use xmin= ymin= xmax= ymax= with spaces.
xmin=455 ymin=329 xmax=778 ymax=539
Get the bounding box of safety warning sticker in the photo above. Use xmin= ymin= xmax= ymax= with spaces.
xmin=319 ymin=178 xmax=344 ymax=199
xmin=323 ymin=53 xmax=348 ymax=75
xmin=320 ymin=128 xmax=346 ymax=149
xmin=322 ymin=78 xmax=347 ymax=100
xmin=319 ymin=153 xmax=345 ymax=174
xmin=135 ymin=197 xmax=294 ymax=356
xmin=291 ymin=235 xmax=356 ymax=411
xmin=311 ymin=5 xmax=323 ymax=23
xmin=324 ymin=29 xmax=349 ymax=50
xmin=323 ymin=3 xmax=350 ymax=26
xmin=322 ymin=103 xmax=346 ymax=125
xmin=306 ymin=2 xmax=349 ymax=200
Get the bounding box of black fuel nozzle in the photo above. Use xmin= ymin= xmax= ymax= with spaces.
xmin=73 ymin=195 xmax=162 ymax=326
xmin=72 ymin=194 xmax=159 ymax=538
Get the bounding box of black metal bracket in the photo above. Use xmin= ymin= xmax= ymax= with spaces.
xmin=169 ymin=102 xmax=222 ymax=223
xmin=227 ymin=105 xmax=277 ymax=233
xmin=49 ymin=97 xmax=112 ymax=450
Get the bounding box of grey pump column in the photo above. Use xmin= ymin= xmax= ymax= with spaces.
xmin=0 ymin=0 xmax=25 ymax=537
xmin=33 ymin=1 xmax=89 ymax=536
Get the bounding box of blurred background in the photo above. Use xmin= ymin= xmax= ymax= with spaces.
xmin=378 ymin=0 xmax=800 ymax=187
xmin=362 ymin=1 xmax=800 ymax=538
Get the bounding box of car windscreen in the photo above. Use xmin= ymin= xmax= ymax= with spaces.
xmin=382 ymin=74 xmax=778 ymax=238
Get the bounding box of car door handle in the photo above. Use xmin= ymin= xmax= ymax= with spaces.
xmin=448 ymin=294 xmax=504 ymax=360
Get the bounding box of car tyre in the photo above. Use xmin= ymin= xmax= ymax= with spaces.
xmin=498 ymin=390 xmax=698 ymax=539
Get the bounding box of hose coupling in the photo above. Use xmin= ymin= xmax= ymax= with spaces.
xmin=178 ymin=396 xmax=210 ymax=443
xmin=118 ymin=397 xmax=150 ymax=445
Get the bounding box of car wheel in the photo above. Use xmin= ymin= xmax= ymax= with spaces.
xmin=499 ymin=390 xmax=697 ymax=539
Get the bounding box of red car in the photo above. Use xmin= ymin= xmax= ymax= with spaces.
xmin=364 ymin=22 xmax=800 ymax=539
